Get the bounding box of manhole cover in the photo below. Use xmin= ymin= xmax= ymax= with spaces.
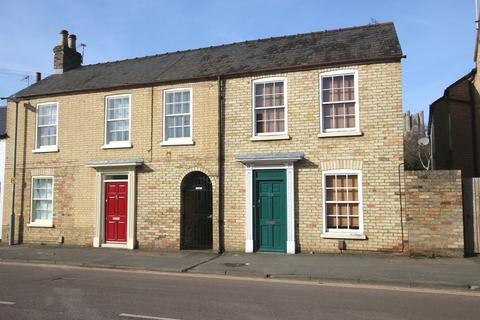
xmin=224 ymin=262 xmax=248 ymax=267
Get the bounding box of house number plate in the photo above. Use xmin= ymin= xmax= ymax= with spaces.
xmin=112 ymin=217 xmax=120 ymax=221
xmin=266 ymin=220 xmax=276 ymax=225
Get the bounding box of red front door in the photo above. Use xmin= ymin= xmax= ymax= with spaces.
xmin=105 ymin=182 xmax=128 ymax=242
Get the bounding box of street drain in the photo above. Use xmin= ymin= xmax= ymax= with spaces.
xmin=224 ymin=262 xmax=248 ymax=267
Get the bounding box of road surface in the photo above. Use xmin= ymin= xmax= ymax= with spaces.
xmin=0 ymin=263 xmax=478 ymax=320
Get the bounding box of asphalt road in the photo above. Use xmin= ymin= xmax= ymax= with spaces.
xmin=0 ymin=263 xmax=478 ymax=320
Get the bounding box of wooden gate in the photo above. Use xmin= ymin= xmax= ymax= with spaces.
xmin=463 ymin=178 xmax=480 ymax=255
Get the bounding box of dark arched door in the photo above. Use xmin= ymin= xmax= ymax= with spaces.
xmin=181 ymin=172 xmax=213 ymax=249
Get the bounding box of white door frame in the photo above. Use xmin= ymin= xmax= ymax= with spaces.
xmin=91 ymin=169 xmax=137 ymax=249
xmin=244 ymin=163 xmax=295 ymax=254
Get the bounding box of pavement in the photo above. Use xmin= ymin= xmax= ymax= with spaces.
xmin=1 ymin=244 xmax=479 ymax=291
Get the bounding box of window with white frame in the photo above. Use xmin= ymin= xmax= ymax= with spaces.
xmin=164 ymin=89 xmax=192 ymax=141
xmin=35 ymin=103 xmax=58 ymax=150
xmin=253 ymin=78 xmax=286 ymax=135
xmin=323 ymin=170 xmax=362 ymax=232
xmin=320 ymin=71 xmax=358 ymax=132
xmin=105 ymin=95 xmax=130 ymax=145
xmin=31 ymin=177 xmax=54 ymax=225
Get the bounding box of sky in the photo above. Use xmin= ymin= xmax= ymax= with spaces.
xmin=0 ymin=0 xmax=478 ymax=120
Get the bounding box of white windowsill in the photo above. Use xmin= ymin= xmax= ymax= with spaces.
xmin=250 ymin=134 xmax=291 ymax=141
xmin=321 ymin=232 xmax=366 ymax=240
xmin=101 ymin=142 xmax=132 ymax=149
xmin=160 ymin=139 xmax=194 ymax=146
xmin=32 ymin=147 xmax=59 ymax=153
xmin=318 ymin=131 xmax=363 ymax=138
xmin=27 ymin=222 xmax=54 ymax=228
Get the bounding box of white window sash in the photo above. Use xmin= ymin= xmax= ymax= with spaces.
xmin=252 ymin=77 xmax=288 ymax=136
xmin=163 ymin=88 xmax=192 ymax=142
xmin=35 ymin=103 xmax=58 ymax=150
xmin=319 ymin=70 xmax=359 ymax=133
xmin=104 ymin=94 xmax=131 ymax=145
xmin=322 ymin=170 xmax=363 ymax=234
xmin=30 ymin=177 xmax=54 ymax=225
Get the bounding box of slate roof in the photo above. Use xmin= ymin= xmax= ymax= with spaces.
xmin=14 ymin=22 xmax=402 ymax=98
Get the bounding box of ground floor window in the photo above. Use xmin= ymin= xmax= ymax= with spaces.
xmin=31 ymin=177 xmax=54 ymax=225
xmin=323 ymin=170 xmax=362 ymax=233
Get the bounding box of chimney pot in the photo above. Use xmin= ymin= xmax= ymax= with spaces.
xmin=59 ymin=30 xmax=68 ymax=46
xmin=68 ymin=34 xmax=77 ymax=50
xmin=35 ymin=72 xmax=41 ymax=82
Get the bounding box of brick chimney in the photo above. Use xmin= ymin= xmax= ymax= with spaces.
xmin=53 ymin=30 xmax=82 ymax=74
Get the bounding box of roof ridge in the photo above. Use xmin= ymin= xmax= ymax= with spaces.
xmin=82 ymin=22 xmax=394 ymax=69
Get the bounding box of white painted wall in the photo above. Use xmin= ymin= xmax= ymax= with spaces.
xmin=0 ymin=139 xmax=5 ymax=239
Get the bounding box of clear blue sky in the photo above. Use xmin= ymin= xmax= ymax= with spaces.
xmin=0 ymin=0 xmax=477 ymax=119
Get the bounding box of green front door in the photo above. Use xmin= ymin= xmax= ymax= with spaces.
xmin=254 ymin=170 xmax=287 ymax=252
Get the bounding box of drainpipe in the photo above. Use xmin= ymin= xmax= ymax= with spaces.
xmin=1 ymin=96 xmax=19 ymax=245
xmin=217 ymin=76 xmax=224 ymax=253
xmin=398 ymin=162 xmax=405 ymax=252
xmin=468 ymin=75 xmax=479 ymax=176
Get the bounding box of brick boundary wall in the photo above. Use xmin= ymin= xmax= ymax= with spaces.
xmin=405 ymin=170 xmax=464 ymax=257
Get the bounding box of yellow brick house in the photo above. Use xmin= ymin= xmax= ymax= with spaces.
xmin=2 ymin=23 xmax=405 ymax=254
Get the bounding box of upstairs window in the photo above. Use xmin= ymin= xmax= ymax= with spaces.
xmin=31 ymin=177 xmax=54 ymax=226
xmin=105 ymin=95 xmax=131 ymax=147
xmin=253 ymin=78 xmax=287 ymax=135
xmin=163 ymin=88 xmax=192 ymax=143
xmin=323 ymin=170 xmax=363 ymax=233
xmin=320 ymin=70 xmax=358 ymax=132
xmin=35 ymin=102 xmax=58 ymax=151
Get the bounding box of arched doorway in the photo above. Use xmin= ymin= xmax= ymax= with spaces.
xmin=181 ymin=171 xmax=213 ymax=249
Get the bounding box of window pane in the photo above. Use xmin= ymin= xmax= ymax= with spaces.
xmin=349 ymin=217 xmax=359 ymax=229
xmin=327 ymin=216 xmax=336 ymax=228
xmin=345 ymin=103 xmax=355 ymax=115
xmin=175 ymin=127 xmax=183 ymax=138
xmin=264 ymin=94 xmax=273 ymax=107
xmin=166 ymin=128 xmax=175 ymax=139
xmin=333 ymin=89 xmax=342 ymax=102
xmin=322 ymin=77 xmax=332 ymax=89
xmin=266 ymin=109 xmax=275 ymax=121
xmin=322 ymin=90 xmax=331 ymax=103
xmin=324 ymin=116 xmax=333 ymax=129
xmin=326 ymin=203 xmax=336 ymax=215
xmin=256 ymin=110 xmax=265 ymax=121
xmin=347 ymin=175 xmax=357 ymax=188
xmin=337 ymin=175 xmax=346 ymax=187
xmin=255 ymin=95 xmax=264 ymax=108
xmin=255 ymin=83 xmax=264 ymax=96
xmin=276 ymin=120 xmax=284 ymax=132
xmin=165 ymin=92 xmax=173 ymax=103
xmin=264 ymin=83 xmax=274 ymax=95
xmin=344 ymin=75 xmax=354 ymax=88
xmin=174 ymin=92 xmax=182 ymax=103
xmin=256 ymin=121 xmax=265 ymax=133
xmin=274 ymin=82 xmax=283 ymax=94
xmin=326 ymin=188 xmax=335 ymax=201
xmin=326 ymin=176 xmax=335 ymax=188
xmin=266 ymin=121 xmax=275 ymax=132
xmin=346 ymin=116 xmax=355 ymax=128
xmin=333 ymin=76 xmax=343 ymax=89
xmin=335 ymin=117 xmax=345 ymax=129
xmin=345 ymin=87 xmax=355 ymax=101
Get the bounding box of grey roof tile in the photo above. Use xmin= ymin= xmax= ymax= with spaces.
xmin=14 ymin=22 xmax=402 ymax=98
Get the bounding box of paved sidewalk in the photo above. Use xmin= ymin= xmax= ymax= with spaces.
xmin=0 ymin=245 xmax=218 ymax=272
xmin=1 ymin=244 xmax=479 ymax=290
